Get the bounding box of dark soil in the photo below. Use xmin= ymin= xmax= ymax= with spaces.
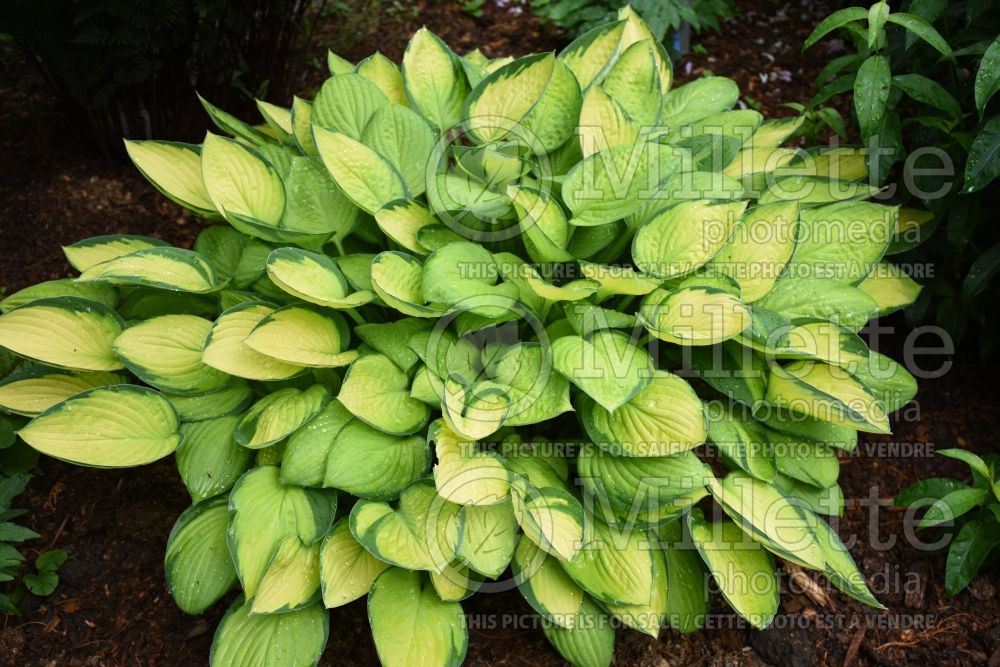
xmin=1 ymin=1 xmax=998 ymax=666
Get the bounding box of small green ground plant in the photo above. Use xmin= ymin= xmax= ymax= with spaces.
xmin=0 ymin=6 xmax=922 ymax=666
xmin=896 ymin=449 xmax=1000 ymax=595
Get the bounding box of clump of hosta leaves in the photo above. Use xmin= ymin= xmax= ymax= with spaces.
xmin=0 ymin=5 xmax=924 ymax=667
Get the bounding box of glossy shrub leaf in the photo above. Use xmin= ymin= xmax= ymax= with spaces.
xmin=853 ymin=55 xmax=890 ymax=140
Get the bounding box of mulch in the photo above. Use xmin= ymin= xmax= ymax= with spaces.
xmin=1 ymin=1 xmax=998 ymax=665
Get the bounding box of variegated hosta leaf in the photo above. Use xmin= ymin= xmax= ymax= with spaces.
xmin=755 ymin=278 xmax=878 ymax=333
xmin=431 ymin=419 xmax=510 ymax=505
xmin=632 ymin=200 xmax=748 ymax=279
xmin=658 ymin=520 xmax=710 ymax=633
xmin=661 ymin=76 xmax=739 ymax=126
xmin=124 ymin=140 xmax=218 ymax=217
xmin=314 ymin=126 xmax=409 ymax=214
xmin=0 ymin=369 xmax=123 ymax=417
xmin=707 ymin=472 xmax=826 ymax=569
xmin=368 ymin=568 xmax=468 ymax=667
xmin=0 ymin=279 xmax=117 ymax=314
xmin=581 ymin=369 xmax=707 ymax=457
xmin=356 ymin=52 xmax=408 ymax=106
xmin=371 ymin=251 xmax=448 ymax=317
xmin=541 ymin=595 xmax=615 ymax=667
xmin=266 ymin=247 xmax=375 ymax=309
xmin=362 ymin=104 xmax=435 ymax=195
xmin=639 ymin=283 xmax=751 ymax=346
xmin=561 ymin=516 xmax=656 ymax=606
xmin=77 ymin=247 xmax=224 ymax=293
xmin=765 ymin=360 xmax=890 ymax=433
xmin=603 ymin=538 xmax=668 ymax=637
xmin=509 ymin=473 xmax=584 ymax=562
xmin=688 ymin=511 xmax=779 ymax=629
xmin=251 ymin=537 xmax=322 ymax=613
xmin=311 ymin=72 xmax=388 ymax=140
xmin=235 ymin=385 xmax=332 ymax=449
xmin=374 ymin=199 xmax=435 ymax=254
xmin=164 ymin=380 xmax=253 ymax=422
xmin=18 ymin=384 xmax=180 ymax=467
xmin=165 ymin=497 xmax=237 ymax=615
xmin=577 ymin=441 xmax=710 ymax=516
xmin=320 ymin=518 xmax=390 ymax=608
xmin=281 ymin=400 xmax=354 ymax=487
xmin=420 ymin=242 xmax=520 ymax=318
xmin=857 ymin=262 xmax=922 ymax=315
xmin=559 ymin=19 xmax=626 ymax=89
xmin=601 ymin=39 xmax=662 ymax=127
xmin=551 ymin=330 xmax=654 ymax=413
xmin=227 ymin=467 xmax=336 ymax=600
xmin=338 ymin=353 xmax=431 ymax=435
xmin=210 ymin=597 xmax=328 ymax=667
xmin=350 ymin=479 xmax=463 ymax=572
xmin=785 ymin=201 xmax=898 ymax=283
xmin=201 ymin=132 xmax=285 ymax=232
xmin=440 ymin=377 xmax=511 ymax=441
xmin=244 ymin=305 xmax=357 ymax=368
xmin=0 ymin=297 xmax=124 ymax=372
xmin=616 ymin=6 xmax=672 ymax=92
xmin=464 ymin=52 xmax=582 ymax=155
xmin=202 ymin=304 xmax=307 ymax=380
xmin=489 ymin=343 xmax=573 ymax=426
xmin=281 ymin=157 xmax=360 ymax=242
xmin=512 ymin=536 xmax=585 ymax=629
xmin=402 ymin=27 xmax=468 ymax=132
xmin=113 ymin=314 xmax=229 ymax=395
xmin=506 ymin=185 xmax=573 ymax=264
xmin=706 ymin=404 xmax=777 ymax=482
xmin=710 ymin=201 xmax=799 ymax=302
xmin=562 ymin=142 xmax=659 ymax=227
xmin=458 ymin=500 xmax=518 ymax=578
xmin=63 ymin=234 xmax=168 ymax=273
xmin=429 ymin=561 xmax=482 ymax=602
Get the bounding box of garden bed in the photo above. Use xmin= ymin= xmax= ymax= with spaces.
xmin=1 ymin=1 xmax=998 ymax=665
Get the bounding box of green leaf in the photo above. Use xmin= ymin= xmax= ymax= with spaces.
xmin=0 ymin=522 xmax=40 ymax=542
xmin=24 ymin=571 xmax=59 ymax=596
xmin=281 ymin=157 xmax=360 ymax=242
xmin=198 ymin=94 xmax=272 ymax=145
xmin=802 ymin=7 xmax=868 ymax=50
xmin=164 ymin=497 xmax=238 ymax=614
xmin=164 ymin=381 xmax=253 ymax=422
xmin=945 ymin=516 xmax=1000 ymax=595
xmin=281 ymin=400 xmax=354 ymax=487
xmin=368 ymin=568 xmax=468 ymax=667
xmin=551 ymin=330 xmax=653 ymax=413
xmin=18 ymin=385 xmax=180 ymax=467
xmin=338 ymin=354 xmax=431 ymax=435
xmin=323 ymin=419 xmax=431 ymax=500
xmin=370 ymin=251 xmax=448 ymax=318
xmin=918 ymin=488 xmax=989 ymax=529
xmin=210 ymin=597 xmax=328 ymax=667
xmin=755 ymin=279 xmax=878 ymax=333
xmin=858 ymin=262 xmax=923 ymax=315
xmin=854 ymin=55 xmax=891 ymax=140
xmin=895 ymin=478 xmax=970 ymax=507
xmin=34 ymin=549 xmax=67 ymax=573
xmin=975 ymin=36 xmax=1000 ymax=117
xmin=402 ymin=28 xmax=468 ymax=132
xmin=177 ymin=417 xmax=253 ymax=502
xmin=659 ymin=521 xmax=709 ymax=633
xmin=0 ymin=297 xmax=124 ymax=372
xmin=885 ymin=13 xmax=953 ymax=58
xmin=938 ymin=449 xmax=992 ymax=482
xmin=374 ymin=199 xmax=436 ymax=255
xmin=688 ymin=511 xmax=778 ymax=629
xmin=562 ymin=143 xmax=658 ymax=227
xmin=892 ymin=74 xmax=961 ymax=118
xmin=965 ymin=116 xmax=1000 ymax=193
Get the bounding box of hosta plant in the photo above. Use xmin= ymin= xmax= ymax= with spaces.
xmin=0 ymin=6 xmax=922 ymax=666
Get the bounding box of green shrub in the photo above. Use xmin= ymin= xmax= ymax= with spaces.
xmin=0 ymin=6 xmax=921 ymax=666
xmin=533 ymin=0 xmax=735 ymax=42
xmin=804 ymin=1 xmax=1000 ymax=355
xmin=896 ymin=449 xmax=1000 ymax=595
